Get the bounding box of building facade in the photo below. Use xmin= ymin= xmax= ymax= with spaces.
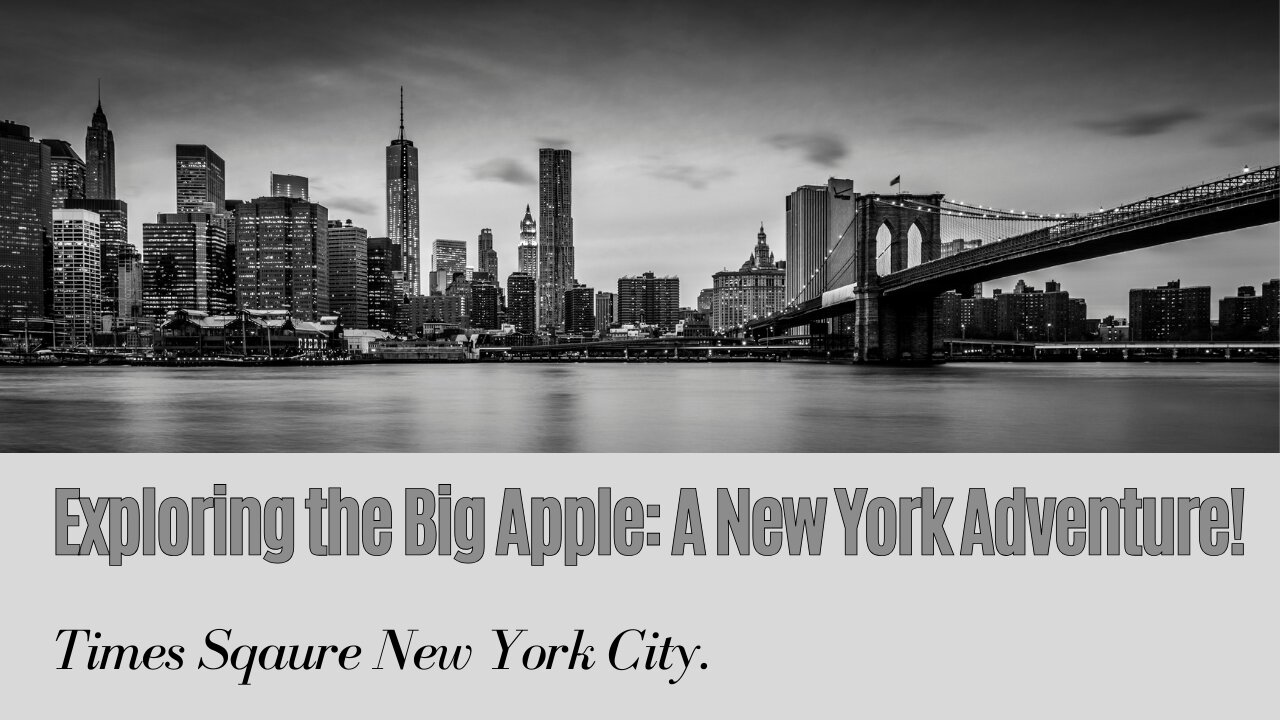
xmin=618 ymin=272 xmax=679 ymax=331
xmin=85 ymin=96 xmax=116 ymax=200
xmin=270 ymin=173 xmax=309 ymax=200
xmin=785 ymin=179 xmax=854 ymax=335
xmin=710 ymin=224 xmax=786 ymax=334
xmin=65 ymin=198 xmax=128 ymax=319
xmin=142 ymin=212 xmax=230 ymax=317
xmin=470 ymin=274 xmax=500 ymax=330
xmin=42 ymin=139 xmax=85 ymax=209
xmin=478 ymin=227 xmax=498 ymax=279
xmin=432 ymin=239 xmax=467 ymax=277
xmin=175 ymin=144 xmax=226 ymax=214
xmin=517 ymin=204 xmax=538 ymax=275
xmin=51 ymin=209 xmax=102 ymax=344
xmin=367 ymin=236 xmax=399 ymax=332
xmin=0 ymin=121 xmax=52 ymax=323
xmin=537 ymin=148 xmax=574 ymax=332
xmin=234 ymin=197 xmax=329 ymax=320
xmin=506 ymin=271 xmax=536 ymax=334
xmin=564 ymin=284 xmax=595 ymax=336
xmin=386 ymin=91 xmax=420 ymax=295
xmin=595 ymin=291 xmax=616 ymax=336
xmin=1129 ymin=280 xmax=1210 ymax=341
xmin=327 ymin=219 xmax=368 ymax=328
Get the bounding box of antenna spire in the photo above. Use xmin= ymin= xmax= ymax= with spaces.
xmin=96 ymin=78 xmax=102 ymax=110
xmin=399 ymin=86 xmax=405 ymax=141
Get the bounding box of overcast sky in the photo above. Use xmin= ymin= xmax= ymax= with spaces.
xmin=5 ymin=0 xmax=1277 ymax=317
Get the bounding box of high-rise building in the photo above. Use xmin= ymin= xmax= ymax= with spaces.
xmin=367 ymin=236 xmax=398 ymax=332
xmin=142 ymin=212 xmax=230 ymax=317
xmin=960 ymin=295 xmax=997 ymax=339
xmin=270 ymin=173 xmax=309 ymax=200
xmin=506 ymin=271 xmax=536 ymax=334
xmin=564 ymin=284 xmax=595 ymax=335
xmin=785 ymin=179 xmax=853 ymax=335
xmin=517 ymin=204 xmax=538 ymax=275
xmin=0 ymin=121 xmax=52 ymax=323
xmin=595 ymin=291 xmax=616 ymax=336
xmin=1263 ymin=279 xmax=1279 ymax=340
xmin=618 ymin=272 xmax=679 ymax=331
xmin=84 ymin=91 xmax=116 ymax=200
xmin=327 ymin=219 xmax=368 ymax=328
xmin=1218 ymin=286 xmax=1265 ymax=340
xmin=116 ymin=244 xmax=144 ymax=328
xmin=470 ymin=273 xmax=500 ymax=330
xmin=537 ymin=148 xmax=574 ymax=332
xmin=386 ymin=88 xmax=420 ymax=295
xmin=1129 ymin=280 xmax=1210 ymax=341
xmin=65 ymin=198 xmax=128 ymax=319
xmin=477 ymin=228 xmax=498 ymax=280
xmin=41 ymin=140 xmax=85 ymax=209
xmin=234 ymin=197 xmax=329 ymax=320
xmin=175 ymin=145 xmax=226 ymax=214
xmin=995 ymin=279 xmax=1083 ymax=342
xmin=710 ymin=224 xmax=786 ymax=334
xmin=50 ymin=209 xmax=102 ymax=344
xmin=432 ymin=239 xmax=467 ymax=275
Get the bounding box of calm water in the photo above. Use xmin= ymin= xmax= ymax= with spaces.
xmin=0 ymin=362 xmax=1276 ymax=452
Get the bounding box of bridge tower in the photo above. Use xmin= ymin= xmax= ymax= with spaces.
xmin=850 ymin=192 xmax=943 ymax=361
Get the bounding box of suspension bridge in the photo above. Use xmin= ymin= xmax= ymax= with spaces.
xmin=737 ymin=166 xmax=1280 ymax=361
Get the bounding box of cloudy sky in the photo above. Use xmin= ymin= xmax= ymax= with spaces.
xmin=5 ymin=0 xmax=1277 ymax=316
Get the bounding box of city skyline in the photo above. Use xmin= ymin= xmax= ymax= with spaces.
xmin=3 ymin=1 xmax=1276 ymax=318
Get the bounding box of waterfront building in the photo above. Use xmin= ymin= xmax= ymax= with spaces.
xmin=1218 ymin=285 xmax=1265 ymax=340
xmin=1264 ymin=279 xmax=1279 ymax=340
xmin=517 ymin=204 xmax=538 ymax=275
xmin=327 ymin=219 xmax=368 ymax=328
xmin=432 ymin=239 xmax=467 ymax=276
xmin=618 ymin=272 xmax=679 ymax=331
xmin=506 ymin=271 xmax=536 ymax=334
xmin=84 ymin=93 xmax=116 ymax=200
xmin=934 ymin=291 xmax=962 ymax=340
xmin=367 ymin=236 xmax=399 ymax=332
xmin=1129 ymin=280 xmax=1210 ymax=341
xmin=51 ymin=209 xmax=102 ymax=344
xmin=270 ymin=173 xmax=309 ymax=201
xmin=470 ymin=273 xmax=500 ymax=330
xmin=142 ymin=212 xmax=230 ymax=317
xmin=42 ymin=139 xmax=85 ymax=209
xmin=709 ymin=224 xmax=786 ymax=334
xmin=785 ymin=179 xmax=854 ymax=335
xmin=402 ymin=293 xmax=464 ymax=330
xmin=234 ymin=197 xmax=329 ymax=320
xmin=478 ymin=228 xmax=498 ymax=279
xmin=595 ymin=291 xmax=616 ymax=336
xmin=0 ymin=121 xmax=52 ymax=323
xmin=66 ymin=198 xmax=128 ymax=319
xmin=960 ymin=295 xmax=997 ymax=339
xmin=175 ymin=144 xmax=225 ymax=214
xmin=386 ymin=88 xmax=420 ymax=295
xmin=995 ymin=279 xmax=1083 ymax=341
xmin=564 ymin=283 xmax=595 ymax=336
xmin=537 ymin=148 xmax=574 ymax=332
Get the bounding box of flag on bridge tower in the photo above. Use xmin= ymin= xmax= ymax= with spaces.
xmin=890 ymin=175 xmax=901 ymax=194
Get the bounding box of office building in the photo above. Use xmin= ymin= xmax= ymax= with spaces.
xmin=1129 ymin=280 xmax=1210 ymax=341
xmin=785 ymin=179 xmax=853 ymax=335
xmin=386 ymin=88 xmax=420 ymax=295
xmin=618 ymin=272 xmax=679 ymax=331
xmin=1264 ymin=279 xmax=1279 ymax=340
xmin=478 ymin=228 xmax=498 ymax=279
xmin=85 ymin=92 xmax=116 ymax=200
xmin=50 ymin=209 xmax=102 ymax=344
xmin=506 ymin=271 xmax=536 ymax=334
xmin=42 ymin=139 xmax=85 ymax=209
xmin=176 ymin=144 xmax=226 ymax=214
xmin=65 ymin=199 xmax=128 ymax=318
xmin=142 ymin=212 xmax=230 ymax=317
xmin=537 ymin=148 xmax=574 ymax=332
xmin=270 ymin=173 xmax=309 ymax=200
xmin=367 ymin=236 xmax=398 ymax=332
xmin=0 ymin=121 xmax=52 ymax=323
xmin=327 ymin=219 xmax=368 ymax=328
xmin=564 ymin=283 xmax=595 ymax=335
xmin=235 ymin=197 xmax=329 ymax=320
xmin=402 ymin=293 xmax=463 ymax=330
xmin=710 ymin=224 xmax=786 ymax=334
xmin=432 ymin=239 xmax=467 ymax=276
xmin=595 ymin=291 xmax=616 ymax=336
xmin=518 ymin=204 xmax=538 ymax=275
xmin=116 ymin=244 xmax=144 ymax=327
xmin=470 ymin=273 xmax=500 ymax=330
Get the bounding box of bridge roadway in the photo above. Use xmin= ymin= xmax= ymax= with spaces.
xmin=478 ymin=336 xmax=814 ymax=358
xmin=745 ymin=165 xmax=1280 ymax=335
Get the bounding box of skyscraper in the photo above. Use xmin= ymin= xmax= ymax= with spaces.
xmin=0 ymin=121 xmax=52 ymax=323
xmin=1129 ymin=280 xmax=1210 ymax=341
xmin=432 ymin=239 xmax=467 ymax=276
xmin=564 ymin=284 xmax=595 ymax=336
xmin=470 ymin=273 xmax=500 ymax=330
xmin=537 ymin=148 xmax=574 ymax=332
xmin=386 ymin=88 xmax=420 ymax=295
xmin=176 ymin=145 xmax=225 ymax=214
xmin=478 ymin=228 xmax=498 ymax=279
xmin=85 ymin=90 xmax=116 ymax=200
xmin=270 ymin=173 xmax=309 ymax=201
xmin=65 ymin=198 xmax=129 ymax=319
xmin=506 ymin=271 xmax=535 ymax=334
xmin=42 ymin=139 xmax=85 ymax=209
xmin=367 ymin=236 xmax=398 ymax=332
xmin=235 ymin=197 xmax=330 ymax=320
xmin=595 ymin=291 xmax=616 ymax=336
xmin=327 ymin=220 xmax=368 ymax=328
xmin=142 ymin=212 xmax=228 ymax=317
xmin=517 ymin=204 xmax=537 ymax=275
xmin=50 ymin=209 xmax=102 ymax=344
xmin=785 ymin=179 xmax=853 ymax=335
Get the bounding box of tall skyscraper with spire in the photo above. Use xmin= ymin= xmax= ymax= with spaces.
xmin=478 ymin=228 xmax=498 ymax=279
xmin=517 ymin=204 xmax=537 ymax=275
xmin=536 ymin=148 xmax=573 ymax=332
xmin=386 ymin=87 xmax=420 ymax=296
xmin=85 ymin=82 xmax=116 ymax=200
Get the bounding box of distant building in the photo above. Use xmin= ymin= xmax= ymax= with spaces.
xmin=564 ymin=284 xmax=595 ymax=336
xmin=934 ymin=291 xmax=962 ymax=340
xmin=1264 ymin=278 xmax=1279 ymax=340
xmin=537 ymin=148 xmax=574 ymax=332
xmin=1218 ymin=285 xmax=1264 ymax=340
xmin=270 ymin=173 xmax=309 ymax=200
xmin=994 ymin=279 xmax=1083 ymax=341
xmin=517 ymin=204 xmax=538 ymax=275
xmin=786 ymin=179 xmax=853 ymax=335
xmin=697 ymin=288 xmax=714 ymax=314
xmin=0 ymin=121 xmax=51 ymax=323
xmin=618 ymin=272 xmax=679 ymax=331
xmin=234 ymin=197 xmax=329 ymax=320
xmin=1129 ymin=280 xmax=1210 ymax=341
xmin=386 ymin=89 xmax=420 ymax=295
xmin=51 ymin=209 xmax=101 ymax=344
xmin=432 ymin=239 xmax=467 ymax=276
xmin=327 ymin=219 xmax=368 ymax=328
xmin=84 ymin=94 xmax=116 ymax=200
xmin=710 ymin=224 xmax=786 ymax=334
xmin=143 ymin=212 xmax=230 ymax=317
xmin=367 ymin=236 xmax=399 ymax=332
xmin=506 ymin=272 xmax=536 ymax=334
xmin=595 ymin=291 xmax=616 ymax=336
xmin=175 ymin=144 xmax=226 ymax=214
xmin=960 ymin=295 xmax=997 ymax=339
xmin=402 ymin=293 xmax=463 ymax=330
xmin=116 ymin=244 xmax=144 ymax=327
xmin=41 ymin=139 xmax=85 ymax=209
xmin=65 ymin=198 xmax=128 ymax=319
xmin=1098 ymin=318 xmax=1129 ymax=343
xmin=477 ymin=228 xmax=498 ymax=279
xmin=470 ymin=273 xmax=500 ymax=330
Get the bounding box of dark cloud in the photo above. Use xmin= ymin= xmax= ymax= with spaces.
xmin=535 ymin=137 xmax=572 ymax=149
xmin=764 ymin=133 xmax=848 ymax=167
xmin=897 ymin=118 xmax=987 ymax=138
xmin=1210 ymin=111 xmax=1280 ymax=147
xmin=645 ymin=163 xmax=732 ymax=190
xmin=1078 ymin=108 xmax=1203 ymax=137
xmin=472 ymin=158 xmax=536 ymax=185
xmin=325 ymin=196 xmax=378 ymax=216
